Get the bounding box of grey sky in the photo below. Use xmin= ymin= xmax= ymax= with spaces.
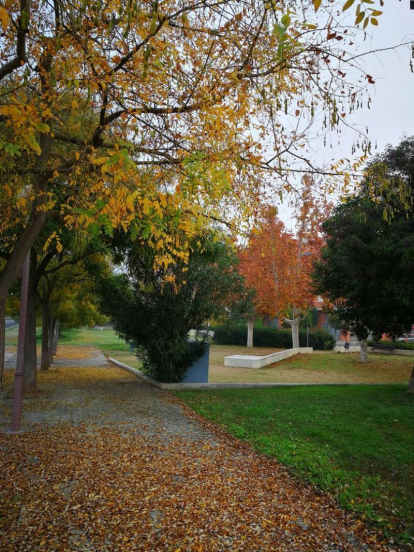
xmin=328 ymin=1 xmax=414 ymax=158
xmin=279 ymin=2 xmax=414 ymax=229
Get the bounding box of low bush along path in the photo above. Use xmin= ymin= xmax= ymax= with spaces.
xmin=0 ymin=354 xmax=392 ymax=551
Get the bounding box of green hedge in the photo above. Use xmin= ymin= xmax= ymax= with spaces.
xmin=368 ymin=339 xmax=414 ymax=351
xmin=213 ymin=324 xmax=335 ymax=350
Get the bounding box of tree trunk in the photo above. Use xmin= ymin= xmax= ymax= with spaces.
xmin=48 ymin=306 xmax=54 ymax=366
xmin=53 ymin=319 xmax=59 ymax=354
xmin=40 ymin=299 xmax=50 ymax=370
xmin=359 ymin=338 xmax=368 ymax=363
xmin=0 ymin=298 xmax=5 ymax=391
xmin=284 ymin=316 xmax=302 ymax=349
xmin=407 ymin=368 xmax=414 ymax=394
xmin=247 ymin=318 xmax=254 ymax=348
xmin=0 ymin=194 xmax=48 ymax=307
xmin=0 ymin=130 xmax=52 ymax=307
xmin=23 ymin=280 xmax=37 ymax=394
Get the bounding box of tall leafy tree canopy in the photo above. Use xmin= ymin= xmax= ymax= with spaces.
xmin=0 ymin=0 xmax=380 ymax=308
xmin=313 ymin=137 xmax=414 ymax=354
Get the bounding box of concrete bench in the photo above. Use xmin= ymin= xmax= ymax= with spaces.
xmin=224 ymin=347 xmax=313 ymax=369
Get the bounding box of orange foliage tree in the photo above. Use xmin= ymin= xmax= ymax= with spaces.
xmin=238 ymin=212 xmax=309 ymax=347
xmin=238 ymin=183 xmax=330 ymax=347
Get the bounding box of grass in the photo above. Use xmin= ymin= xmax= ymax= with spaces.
xmin=6 ymin=328 xmax=413 ymax=384
xmin=58 ymin=328 xmax=128 ymax=352
xmin=209 ymin=345 xmax=414 ymax=384
xmin=175 ymin=385 xmax=414 ymax=543
xmin=5 ymin=327 xmax=142 ymax=369
xmin=58 ymin=328 xmax=144 ymax=370
xmin=9 ymin=328 xmax=410 ymax=384
xmin=4 ymin=325 xmax=20 ymax=346
xmin=6 ymin=327 xmax=414 ymax=541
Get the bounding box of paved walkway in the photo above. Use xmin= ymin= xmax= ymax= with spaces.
xmin=4 ymin=345 xmax=108 ymax=368
xmin=0 ymin=362 xmax=391 ymax=551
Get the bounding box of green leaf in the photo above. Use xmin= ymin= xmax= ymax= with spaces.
xmin=281 ymin=14 xmax=291 ymax=27
xmin=4 ymin=142 xmax=21 ymax=156
xmin=27 ymin=134 xmax=41 ymax=155
xmin=272 ymin=23 xmax=286 ymax=40
xmin=36 ymin=122 xmax=50 ymax=133
xmin=371 ymin=17 xmax=378 ymax=25
xmin=355 ymin=11 xmax=365 ymax=24
xmin=342 ymin=0 xmax=355 ymax=11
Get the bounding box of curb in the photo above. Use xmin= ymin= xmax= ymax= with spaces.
xmin=108 ymin=359 xmax=163 ymax=388
xmin=108 ymin=358 xmax=398 ymax=390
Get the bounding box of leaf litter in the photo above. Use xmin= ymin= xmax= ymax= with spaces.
xmin=0 ymin=364 xmax=394 ymax=551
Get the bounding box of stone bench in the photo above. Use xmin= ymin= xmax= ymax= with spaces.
xmin=224 ymin=347 xmax=313 ymax=369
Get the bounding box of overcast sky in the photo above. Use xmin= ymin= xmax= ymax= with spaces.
xmin=279 ymin=1 xmax=414 ymax=229
xmin=326 ymin=0 xmax=414 ymax=158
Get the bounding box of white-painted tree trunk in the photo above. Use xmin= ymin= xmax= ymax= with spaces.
xmin=284 ymin=316 xmax=301 ymax=349
xmin=247 ymin=319 xmax=254 ymax=348
xmin=359 ymin=338 xmax=368 ymax=363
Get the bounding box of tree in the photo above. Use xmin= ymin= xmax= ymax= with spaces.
xmin=0 ymin=0 xmax=382 ymax=321
xmin=313 ymin=137 xmax=414 ymax=363
xmin=101 ymin=234 xmax=248 ymax=382
xmin=2 ymin=214 xmax=108 ymax=391
xmin=238 ymin=189 xmax=326 ymax=348
xmin=38 ymin=251 xmax=110 ymax=368
xmin=239 ymin=214 xmax=313 ymax=348
xmin=239 ymin=213 xmax=300 ymax=347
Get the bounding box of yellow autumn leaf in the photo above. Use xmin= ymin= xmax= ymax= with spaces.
xmin=0 ymin=7 xmax=10 ymax=31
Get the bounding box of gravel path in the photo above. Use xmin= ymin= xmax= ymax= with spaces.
xmin=4 ymin=345 xmax=109 ymax=369
xmin=0 ymin=363 xmax=391 ymax=551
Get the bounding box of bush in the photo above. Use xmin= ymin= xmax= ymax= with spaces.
xmin=100 ymin=234 xmax=249 ymax=382
xmin=308 ymin=329 xmax=336 ymax=351
xmin=213 ymin=324 xmax=335 ymax=350
xmin=368 ymin=339 xmax=414 ymax=351
xmin=136 ymin=340 xmax=207 ymax=383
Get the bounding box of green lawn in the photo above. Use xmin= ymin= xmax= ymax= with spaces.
xmin=175 ymin=386 xmax=414 ymax=543
xmin=57 ymin=329 xmax=144 ymax=368
xmin=7 ymin=326 xmax=129 ymax=353
xmin=57 ymin=328 xmax=128 ymax=352
xmin=209 ymin=346 xmax=413 ymax=384
xmin=4 ymin=325 xmax=20 ymax=346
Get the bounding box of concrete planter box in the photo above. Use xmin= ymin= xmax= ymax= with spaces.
xmin=224 ymin=347 xmax=313 ymax=369
xmin=109 ymin=344 xmax=210 ymax=387
xmin=182 ymin=344 xmax=209 ymax=383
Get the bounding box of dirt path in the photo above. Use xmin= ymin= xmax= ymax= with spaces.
xmin=0 ymin=363 xmax=390 ymax=551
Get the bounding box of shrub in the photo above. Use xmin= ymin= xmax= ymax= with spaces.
xmin=136 ymin=340 xmax=207 ymax=383
xmin=368 ymin=339 xmax=414 ymax=351
xmin=100 ymin=235 xmax=249 ymax=382
xmin=213 ymin=324 xmax=335 ymax=350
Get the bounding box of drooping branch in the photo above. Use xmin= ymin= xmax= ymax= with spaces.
xmin=0 ymin=0 xmax=30 ymax=82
